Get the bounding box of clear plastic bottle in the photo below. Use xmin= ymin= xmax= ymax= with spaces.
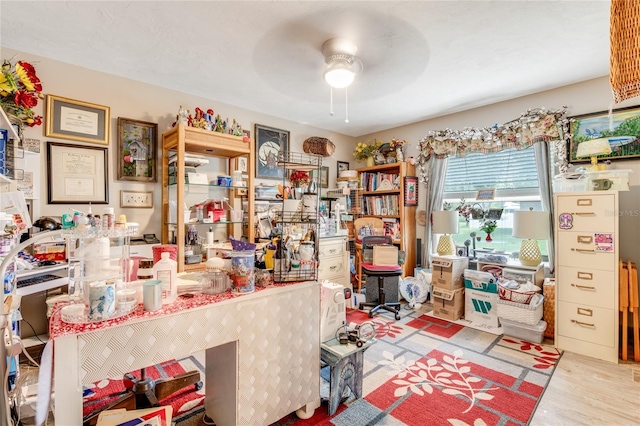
xmin=153 ymin=252 xmax=177 ymax=304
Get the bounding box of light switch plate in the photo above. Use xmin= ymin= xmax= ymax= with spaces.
xmin=120 ymin=190 xmax=153 ymax=208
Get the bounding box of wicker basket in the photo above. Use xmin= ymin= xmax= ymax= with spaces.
xmin=542 ymin=278 xmax=556 ymax=338
xmin=303 ymin=137 xmax=335 ymax=157
xmin=497 ymin=294 xmax=543 ymax=326
xmin=498 ymin=283 xmax=538 ymax=304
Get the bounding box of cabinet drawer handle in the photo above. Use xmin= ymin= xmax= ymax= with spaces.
xmin=571 ymin=248 xmax=595 ymax=253
xmin=570 ymin=212 xmax=595 ymax=216
xmin=571 ymin=283 xmax=596 ymax=290
xmin=577 ymin=307 xmax=593 ymax=316
xmin=571 ymin=319 xmax=595 ymax=327
xmin=576 ymin=199 xmax=593 ymax=206
xmin=329 ymin=249 xmax=337 ymax=254
xmin=329 ymin=265 xmax=338 ymax=271
xmin=577 ymin=235 xmax=593 ymax=244
xmin=577 ymin=271 xmax=593 ymax=280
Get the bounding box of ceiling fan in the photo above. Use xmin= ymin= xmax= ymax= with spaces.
xmin=321 ymin=37 xmax=363 ymax=123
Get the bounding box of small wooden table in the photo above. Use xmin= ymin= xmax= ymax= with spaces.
xmin=320 ymin=337 xmax=375 ymax=416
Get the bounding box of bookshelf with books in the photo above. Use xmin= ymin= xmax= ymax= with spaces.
xmin=356 ymin=162 xmax=416 ymax=277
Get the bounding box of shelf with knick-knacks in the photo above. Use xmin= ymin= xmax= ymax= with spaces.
xmin=162 ymin=124 xmax=255 ymax=272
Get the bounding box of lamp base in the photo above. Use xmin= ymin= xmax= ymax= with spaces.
xmin=436 ymin=235 xmax=455 ymax=256
xmin=519 ymin=239 xmax=542 ymax=267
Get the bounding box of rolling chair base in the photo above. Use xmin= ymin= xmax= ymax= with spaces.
xmin=359 ymin=301 xmax=401 ymax=320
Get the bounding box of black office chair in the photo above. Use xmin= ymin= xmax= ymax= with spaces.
xmin=358 ymin=235 xmax=402 ymax=320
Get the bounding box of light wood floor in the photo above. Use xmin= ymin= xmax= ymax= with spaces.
xmin=531 ymin=351 xmax=640 ymax=425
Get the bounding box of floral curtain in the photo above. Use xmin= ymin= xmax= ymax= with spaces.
xmin=416 ymin=107 xmax=570 ymax=183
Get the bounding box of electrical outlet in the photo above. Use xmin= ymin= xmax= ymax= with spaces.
xmin=633 ymin=368 xmax=640 ymax=383
xmin=120 ymin=190 xmax=153 ymax=208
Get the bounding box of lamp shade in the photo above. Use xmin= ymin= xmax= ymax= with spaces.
xmin=432 ymin=210 xmax=459 ymax=235
xmin=576 ymin=138 xmax=612 ymax=158
xmin=512 ymin=210 xmax=548 ymax=240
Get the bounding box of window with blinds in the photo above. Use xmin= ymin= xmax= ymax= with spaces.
xmin=442 ymin=147 xmax=546 ymax=257
xmin=444 ymin=147 xmax=539 ymax=197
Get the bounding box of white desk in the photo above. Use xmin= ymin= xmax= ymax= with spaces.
xmin=50 ymin=282 xmax=320 ymax=425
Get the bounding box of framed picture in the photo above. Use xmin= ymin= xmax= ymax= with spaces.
xmin=120 ymin=190 xmax=153 ymax=208
xmin=47 ymin=142 xmax=108 ymax=204
xmin=309 ymin=166 xmax=329 ymax=188
xmin=476 ymin=188 xmax=495 ymax=201
xmin=236 ymin=156 xmax=248 ymax=173
xmin=337 ymin=161 xmax=349 ymax=178
xmin=255 ymin=124 xmax=289 ymax=179
xmin=404 ymin=176 xmax=418 ymax=206
xmin=319 ymin=166 xmax=329 ymax=188
xmin=117 ymin=117 xmax=157 ymax=182
xmin=45 ymin=95 xmax=110 ymax=145
xmin=568 ymin=105 xmax=640 ymax=163
xmin=455 ymin=245 xmax=468 ymax=257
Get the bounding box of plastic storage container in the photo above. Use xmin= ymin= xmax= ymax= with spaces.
xmin=500 ymin=318 xmax=547 ymax=344
xmin=230 ymin=251 xmax=255 ymax=293
xmin=552 ymin=173 xmax=589 ymax=192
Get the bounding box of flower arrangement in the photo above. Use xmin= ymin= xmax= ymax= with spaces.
xmin=480 ymin=219 xmax=497 ymax=234
xmin=353 ymin=139 xmax=382 ymax=162
xmin=390 ymin=138 xmax=407 ymax=150
xmin=444 ymin=199 xmax=472 ymax=223
xmin=0 ymin=59 xmax=43 ymax=127
xmin=289 ymin=170 xmax=310 ymax=186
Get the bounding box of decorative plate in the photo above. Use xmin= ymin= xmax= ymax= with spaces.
xmin=416 ymin=210 xmax=427 ymax=226
xmin=399 ymin=276 xmax=429 ymax=305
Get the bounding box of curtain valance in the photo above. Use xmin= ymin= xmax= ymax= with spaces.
xmin=416 ymin=107 xmax=570 ymax=183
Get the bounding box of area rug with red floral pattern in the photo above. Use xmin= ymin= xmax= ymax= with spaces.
xmin=274 ymin=307 xmax=562 ymax=426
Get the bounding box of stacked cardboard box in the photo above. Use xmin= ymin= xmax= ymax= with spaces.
xmin=431 ymin=255 xmax=468 ymax=321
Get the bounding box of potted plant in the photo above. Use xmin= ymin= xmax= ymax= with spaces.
xmin=480 ymin=219 xmax=497 ymax=242
xmin=353 ymin=139 xmax=382 ymax=166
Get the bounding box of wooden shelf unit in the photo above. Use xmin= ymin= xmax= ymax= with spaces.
xmin=161 ymin=124 xmax=255 ymax=272
xmin=356 ymin=162 xmax=416 ymax=277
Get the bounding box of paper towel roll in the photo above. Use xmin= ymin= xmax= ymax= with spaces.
xmin=88 ymin=281 xmax=115 ymax=320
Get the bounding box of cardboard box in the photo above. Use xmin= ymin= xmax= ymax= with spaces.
xmin=432 ymin=286 xmax=464 ymax=321
xmin=464 ymin=270 xmax=499 ymax=327
xmin=431 ymin=255 xmax=468 ymax=290
xmin=33 ymin=241 xmax=66 ymax=261
xmin=373 ymin=244 xmax=398 ymax=266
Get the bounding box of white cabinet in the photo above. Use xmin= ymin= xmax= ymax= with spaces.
xmin=554 ymin=191 xmax=619 ymax=363
xmin=318 ymin=235 xmax=351 ymax=306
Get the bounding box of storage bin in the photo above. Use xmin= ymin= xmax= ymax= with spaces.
xmin=497 ymin=294 xmax=543 ymax=325
xmin=552 ymin=173 xmax=589 ymax=192
xmin=500 ymin=318 xmax=547 ymax=344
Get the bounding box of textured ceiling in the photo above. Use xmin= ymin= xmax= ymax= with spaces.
xmin=0 ymin=1 xmax=611 ymax=137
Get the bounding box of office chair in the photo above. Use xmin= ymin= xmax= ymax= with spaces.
xmin=353 ymin=217 xmax=384 ymax=292
xmin=358 ymin=235 xmax=402 ymax=320
xmin=83 ymin=366 xmax=202 ymax=425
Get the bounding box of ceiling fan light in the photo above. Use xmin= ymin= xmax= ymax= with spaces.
xmin=324 ymin=60 xmax=355 ymax=88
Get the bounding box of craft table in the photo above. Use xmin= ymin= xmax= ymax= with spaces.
xmin=320 ymin=337 xmax=375 ymax=416
xmin=48 ymin=282 xmax=321 ymax=425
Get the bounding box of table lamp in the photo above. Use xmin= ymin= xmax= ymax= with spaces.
xmin=432 ymin=210 xmax=459 ymax=256
xmin=576 ymin=138 xmax=612 ymax=171
xmin=512 ymin=208 xmax=548 ymax=266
